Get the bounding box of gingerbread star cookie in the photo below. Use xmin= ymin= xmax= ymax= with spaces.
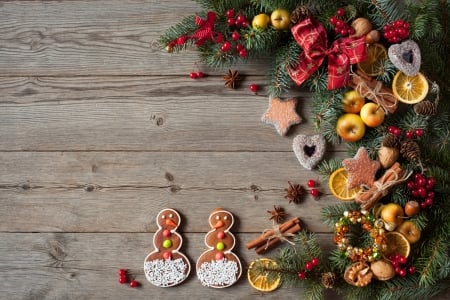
xmin=342 ymin=147 xmax=381 ymax=189
xmin=261 ymin=97 xmax=302 ymax=135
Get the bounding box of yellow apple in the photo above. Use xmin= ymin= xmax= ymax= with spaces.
xmin=270 ymin=9 xmax=291 ymax=30
xmin=396 ymin=220 xmax=421 ymax=244
xmin=360 ymin=102 xmax=385 ymax=127
xmin=342 ymin=90 xmax=365 ymax=113
xmin=380 ymin=203 xmax=404 ymax=230
xmin=336 ymin=113 xmax=366 ymax=142
xmin=252 ymin=13 xmax=270 ymax=30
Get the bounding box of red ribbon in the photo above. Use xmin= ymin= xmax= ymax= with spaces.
xmin=287 ymin=17 xmax=367 ymax=90
xmin=191 ymin=11 xmax=223 ymax=46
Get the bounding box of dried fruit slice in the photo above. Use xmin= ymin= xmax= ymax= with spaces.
xmin=382 ymin=231 xmax=411 ymax=259
xmin=392 ymin=71 xmax=429 ymax=104
xmin=329 ymin=168 xmax=362 ymax=201
xmin=357 ymin=43 xmax=387 ymax=77
xmin=247 ymin=258 xmax=281 ymax=292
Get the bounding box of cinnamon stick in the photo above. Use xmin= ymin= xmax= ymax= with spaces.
xmin=255 ymin=223 xmax=302 ymax=254
xmin=246 ymin=217 xmax=300 ymax=250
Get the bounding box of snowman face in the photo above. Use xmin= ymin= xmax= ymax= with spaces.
xmin=157 ymin=209 xmax=180 ymax=229
xmin=209 ymin=210 xmax=233 ymax=230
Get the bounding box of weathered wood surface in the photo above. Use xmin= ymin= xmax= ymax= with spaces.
xmin=0 ymin=1 xmax=448 ymax=299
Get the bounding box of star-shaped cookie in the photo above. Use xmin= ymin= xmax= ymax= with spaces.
xmin=261 ymin=97 xmax=302 ymax=136
xmin=342 ymin=147 xmax=381 ymax=189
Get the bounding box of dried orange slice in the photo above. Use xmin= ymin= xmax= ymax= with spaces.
xmin=329 ymin=168 xmax=362 ymax=201
xmin=382 ymin=231 xmax=411 ymax=259
xmin=357 ymin=43 xmax=387 ymax=77
xmin=392 ymin=71 xmax=429 ymax=104
xmin=247 ymin=258 xmax=281 ymax=292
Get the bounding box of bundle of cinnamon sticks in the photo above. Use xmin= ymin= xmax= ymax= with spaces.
xmin=355 ymin=162 xmax=405 ymax=210
xmin=246 ymin=217 xmax=301 ymax=254
xmin=348 ymin=71 xmax=398 ymax=114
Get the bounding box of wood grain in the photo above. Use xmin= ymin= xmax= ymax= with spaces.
xmin=0 ymin=76 xmax=343 ymax=151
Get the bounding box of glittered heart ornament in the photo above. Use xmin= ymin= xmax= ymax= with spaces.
xmin=388 ymin=40 xmax=421 ymax=76
xmin=293 ymin=134 xmax=326 ymax=170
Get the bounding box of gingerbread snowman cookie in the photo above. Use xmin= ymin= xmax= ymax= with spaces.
xmin=144 ymin=208 xmax=191 ymax=287
xmin=196 ymin=208 xmax=242 ymax=288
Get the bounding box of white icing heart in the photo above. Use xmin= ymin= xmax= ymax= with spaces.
xmin=293 ymin=134 xmax=326 ymax=170
xmin=388 ymin=40 xmax=421 ymax=76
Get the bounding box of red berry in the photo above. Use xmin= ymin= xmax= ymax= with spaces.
xmin=130 ymin=280 xmax=139 ymax=288
xmin=231 ymin=31 xmax=240 ymax=41
xmin=310 ymin=188 xmax=320 ymax=197
xmin=226 ymin=9 xmax=235 ymax=18
xmin=398 ymin=268 xmax=407 ymax=277
xmin=119 ymin=276 xmax=127 ymax=284
xmin=220 ymin=41 xmax=231 ymax=52
xmin=408 ymin=265 xmax=416 ymax=274
xmin=189 ymin=72 xmax=198 ymax=79
xmin=197 ymin=71 xmax=204 ymax=78
xmin=239 ymin=48 xmax=248 ymax=58
xmin=391 ymin=260 xmax=399 ymax=268
xmin=393 ymin=128 xmax=402 ymax=137
xmin=305 ymin=262 xmax=314 ymax=271
xmin=405 ymin=130 xmax=414 ymax=139
xmin=297 ymin=271 xmax=306 ymax=280
xmin=415 ymin=128 xmax=424 ymax=137
xmin=414 ymin=173 xmax=424 ymax=181
xmin=420 ymin=201 xmax=428 ymax=209
xmin=406 ymin=181 xmax=416 ymax=190
xmin=416 ymin=177 xmax=427 ymax=187
xmin=329 ymin=16 xmax=337 ymax=25
xmin=227 ymin=18 xmax=235 ymax=26
xmin=311 ymin=257 xmax=320 ymax=266
xmin=236 ymin=15 xmax=246 ymax=24
xmin=417 ymin=187 xmax=427 ymax=198
xmin=425 ymin=197 xmax=433 ymax=206
xmin=241 ymin=20 xmax=249 ymax=28
xmin=388 ymin=126 xmax=397 ymax=134
xmin=119 ymin=269 xmax=127 ymax=276
xmin=427 ymin=177 xmax=436 ymax=189
xmin=307 ymin=179 xmax=316 ymax=188
xmin=395 ymin=266 xmax=402 ymax=274
xmin=398 ymin=256 xmax=407 ymax=265
xmin=236 ymin=43 xmax=244 ymax=51
xmin=249 ymin=84 xmax=258 ymax=92
xmin=335 ymin=19 xmax=344 ymax=29
xmin=336 ymin=8 xmax=345 ymax=16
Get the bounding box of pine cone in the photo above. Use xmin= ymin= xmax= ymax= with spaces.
xmin=400 ymin=140 xmax=421 ymax=162
xmin=291 ymin=6 xmax=311 ymax=24
xmin=414 ymin=100 xmax=437 ymax=116
xmin=321 ymin=272 xmax=336 ymax=289
xmin=382 ymin=134 xmax=400 ymax=148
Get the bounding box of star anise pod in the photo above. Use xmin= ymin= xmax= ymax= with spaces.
xmin=284 ymin=181 xmax=305 ymax=204
xmin=267 ymin=205 xmax=288 ymax=224
xmin=223 ymin=69 xmax=242 ymax=89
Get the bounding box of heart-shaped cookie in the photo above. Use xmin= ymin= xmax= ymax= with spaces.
xmin=293 ymin=134 xmax=326 ymax=170
xmin=388 ymin=40 xmax=421 ymax=76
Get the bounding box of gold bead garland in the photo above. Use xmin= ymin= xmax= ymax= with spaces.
xmin=333 ymin=210 xmax=386 ymax=262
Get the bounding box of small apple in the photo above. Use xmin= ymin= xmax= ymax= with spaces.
xmin=360 ymin=102 xmax=385 ymax=127
xmin=380 ymin=203 xmax=404 ymax=230
xmin=342 ymin=90 xmax=365 ymax=113
xmin=336 ymin=113 xmax=366 ymax=142
xmin=396 ymin=220 xmax=421 ymax=244
xmin=404 ymin=200 xmax=420 ymax=217
xmin=252 ymin=13 xmax=270 ymax=30
xmin=270 ymin=9 xmax=291 ymax=30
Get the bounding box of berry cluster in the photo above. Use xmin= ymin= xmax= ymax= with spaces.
xmin=189 ymin=71 xmax=205 ymax=79
xmin=297 ymin=257 xmax=320 ymax=280
xmin=118 ymin=269 xmax=139 ymax=288
xmin=406 ymin=173 xmax=436 ymax=209
xmin=383 ymin=19 xmax=410 ymax=43
xmin=388 ymin=253 xmax=416 ymax=277
xmin=329 ymin=8 xmax=355 ymax=37
xmin=221 ymin=9 xmax=249 ymax=57
xmin=307 ymin=179 xmax=320 ymax=198
xmin=388 ymin=126 xmax=424 ymax=138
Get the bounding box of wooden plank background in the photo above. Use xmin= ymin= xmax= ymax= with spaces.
xmin=0 ymin=1 xmax=448 ymax=299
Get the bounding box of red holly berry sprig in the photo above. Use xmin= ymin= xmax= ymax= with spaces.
xmin=383 ymin=19 xmax=410 ymax=43
xmin=307 ymin=179 xmax=321 ymax=199
xmin=389 ymin=253 xmax=416 ymax=277
xmin=329 ymin=7 xmax=355 ymax=37
xmin=406 ymin=173 xmax=436 ymax=209
xmin=388 ymin=126 xmax=424 ymax=139
xmin=118 ymin=269 xmax=140 ymax=288
xmin=297 ymin=257 xmax=320 ymax=280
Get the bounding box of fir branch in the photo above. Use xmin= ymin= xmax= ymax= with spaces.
xmin=317 ymin=158 xmax=343 ymax=178
xmin=320 ymin=202 xmax=360 ymax=228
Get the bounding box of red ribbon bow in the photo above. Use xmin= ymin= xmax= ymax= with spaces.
xmin=287 ymin=17 xmax=367 ymax=90
xmin=192 ymin=11 xmax=223 ymax=46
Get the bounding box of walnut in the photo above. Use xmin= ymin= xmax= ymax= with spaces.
xmin=378 ymin=146 xmax=399 ymax=169
xmin=370 ymin=259 xmax=396 ymax=281
xmin=344 ymin=262 xmax=373 ymax=287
